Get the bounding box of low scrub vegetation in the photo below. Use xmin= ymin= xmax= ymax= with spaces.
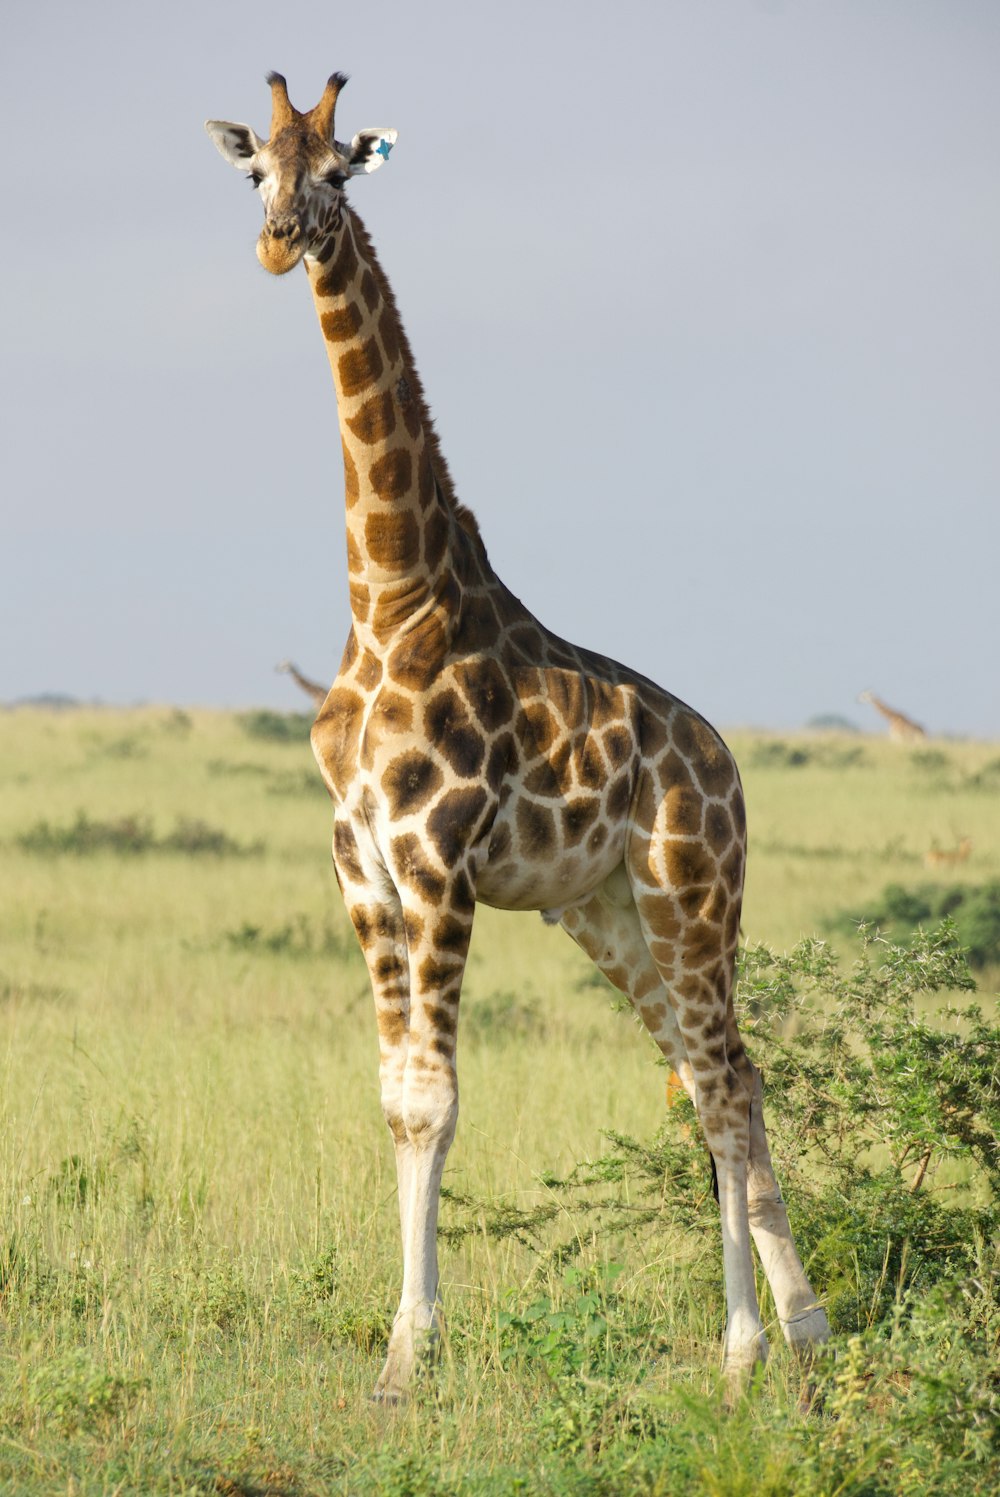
xmin=238 ymin=709 xmax=314 ymax=743
xmin=832 ymin=881 xmax=1000 ymax=968
xmin=224 ymin=912 xmax=361 ymax=962
xmin=747 ymin=739 xmax=869 ymax=770
xmin=16 ymin=810 xmax=263 ymax=857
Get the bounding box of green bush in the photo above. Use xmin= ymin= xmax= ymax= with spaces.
xmin=535 ymin=926 xmax=998 ymax=1337
xmin=16 ymin=812 xmax=263 ymax=858
xmin=964 ymin=756 xmax=1000 ymax=792
xmin=737 ymin=926 xmax=999 ymax=1326
xmin=17 ymin=812 xmax=156 ymax=854
xmin=748 ymin=739 xmax=868 ymax=770
xmin=238 ymin=709 xmax=313 ymax=743
xmin=160 ymin=818 xmax=262 ymax=856
xmin=748 ymin=740 xmax=811 ymax=769
xmin=27 ymin=1350 xmax=147 ymax=1434
xmin=832 ymin=882 xmax=1000 ymax=968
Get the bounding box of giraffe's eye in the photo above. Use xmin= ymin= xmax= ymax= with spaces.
xmin=247 ymin=172 xmax=263 ymax=189
xmin=324 ymin=170 xmax=347 ymax=189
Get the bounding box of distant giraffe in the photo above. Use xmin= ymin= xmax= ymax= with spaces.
xmin=924 ymin=837 xmax=972 ymax=869
xmin=858 ymin=690 xmax=927 ymax=743
xmin=207 ymin=71 xmax=829 ymax=1402
xmin=277 ymin=659 xmax=329 ymax=709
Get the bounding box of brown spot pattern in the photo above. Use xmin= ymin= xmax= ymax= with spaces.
xmin=427 ymin=786 xmax=489 ymax=865
xmin=345 ymin=529 xmax=364 ymax=574
xmin=312 ymin=687 xmax=364 ymax=789
xmin=704 ymin=803 xmax=733 ymax=852
xmin=313 ymin=232 xmax=358 ymax=296
xmin=517 ymin=799 xmax=555 ymax=856
xmin=369 ymin=447 xmax=413 ymax=502
xmin=664 ymin=783 xmax=704 ymax=837
xmin=359 ymin=270 xmax=379 ymax=312
xmin=606 ymin=774 xmax=632 ymax=821
xmin=355 ymin=652 xmax=382 ymax=690
xmin=375 ymin=691 xmax=414 ymax=733
xmin=342 ymin=443 xmax=360 ymax=506
xmin=422 ymin=506 xmax=449 ymax=571
xmin=365 ymin=510 xmax=420 ymax=572
xmin=321 ymin=303 xmax=363 ymax=342
xmin=378 ymin=306 xmax=400 ymax=363
xmin=391 ymin=833 xmax=446 ymax=903
xmin=381 ymin=750 xmax=443 ymax=818
xmin=338 ymin=336 xmax=384 ymax=397
xmin=563 ymin=797 xmax=600 ymax=844
xmin=521 ymin=699 xmax=560 ymax=755
xmin=387 ymin=613 xmax=449 ymax=690
xmin=347 ymin=391 xmax=396 ymax=444
xmin=333 ymin=820 xmax=365 ymax=882
xmin=424 ymin=690 xmax=486 ymax=778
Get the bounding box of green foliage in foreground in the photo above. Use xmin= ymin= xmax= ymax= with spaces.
xmin=831 ymin=880 xmax=1000 ymax=969
xmin=8 ymin=928 xmax=995 ymax=1494
xmin=738 ymin=926 xmax=998 ymax=1325
xmin=1 ymin=1253 xmax=996 ymax=1497
xmin=522 ymin=927 xmax=999 ymax=1333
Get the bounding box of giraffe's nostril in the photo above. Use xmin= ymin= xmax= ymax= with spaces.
xmin=266 ymin=217 xmax=302 ymax=242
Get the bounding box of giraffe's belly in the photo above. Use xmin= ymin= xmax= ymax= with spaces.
xmin=474 ymin=794 xmax=628 ymax=915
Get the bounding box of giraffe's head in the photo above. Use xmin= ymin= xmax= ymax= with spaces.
xmin=206 ymin=73 xmax=396 ymax=275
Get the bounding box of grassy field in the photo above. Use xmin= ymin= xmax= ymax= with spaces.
xmin=0 ymin=706 xmax=997 ymax=1495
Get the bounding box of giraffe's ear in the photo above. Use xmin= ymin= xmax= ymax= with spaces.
xmin=205 ymin=120 xmax=267 ymax=169
xmin=344 ymin=129 xmax=398 ymax=176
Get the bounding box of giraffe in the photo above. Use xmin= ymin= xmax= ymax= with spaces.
xmin=858 ymin=690 xmax=927 ymax=743
xmin=206 ymin=72 xmax=830 ymax=1402
xmin=277 ymin=659 xmax=329 ymax=709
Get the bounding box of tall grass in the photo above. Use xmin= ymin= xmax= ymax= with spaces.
xmin=0 ymin=709 xmax=997 ymax=1494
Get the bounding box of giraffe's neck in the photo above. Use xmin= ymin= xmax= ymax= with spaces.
xmin=305 ymin=210 xmax=476 ymax=658
xmin=285 ymin=663 xmax=327 ymax=706
xmin=875 ymin=698 xmax=909 ymax=729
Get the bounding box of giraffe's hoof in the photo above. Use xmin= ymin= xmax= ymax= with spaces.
xmin=782 ymin=1306 xmax=832 ymax=1361
xmin=722 ymin=1322 xmax=768 ymax=1373
xmin=721 ymin=1323 xmax=768 ymax=1407
xmin=370 ymin=1383 xmax=408 ymax=1407
xmin=797 ymin=1374 xmax=826 ymax=1415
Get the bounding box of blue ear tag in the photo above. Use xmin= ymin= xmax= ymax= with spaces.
xmin=375 ymin=138 xmax=393 ymax=160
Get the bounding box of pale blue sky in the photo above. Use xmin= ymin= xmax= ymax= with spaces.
xmin=4 ymin=0 xmax=999 ymax=735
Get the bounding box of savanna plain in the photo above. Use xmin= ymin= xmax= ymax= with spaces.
xmin=1 ymin=706 xmax=998 ymax=1496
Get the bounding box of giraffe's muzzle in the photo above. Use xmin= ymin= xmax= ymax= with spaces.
xmin=257 ymin=216 xmax=306 ymax=276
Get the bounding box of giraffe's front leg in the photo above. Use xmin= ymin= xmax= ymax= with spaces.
xmin=333 ymin=827 xmax=421 ymax=1398
xmin=373 ymin=876 xmax=474 ymax=1404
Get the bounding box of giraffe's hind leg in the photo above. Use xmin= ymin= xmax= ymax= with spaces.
xmin=744 ymin=1064 xmax=831 ymax=1358
xmin=561 ymin=869 xmax=764 ymax=1379
xmin=560 ymin=866 xmax=695 ymax=1100
xmin=627 ymin=833 xmax=829 ymax=1375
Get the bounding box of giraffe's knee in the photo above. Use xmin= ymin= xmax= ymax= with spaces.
xmin=380 ymin=1082 xmax=407 ymax=1146
xmin=401 ymin=1076 xmax=458 ymax=1150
